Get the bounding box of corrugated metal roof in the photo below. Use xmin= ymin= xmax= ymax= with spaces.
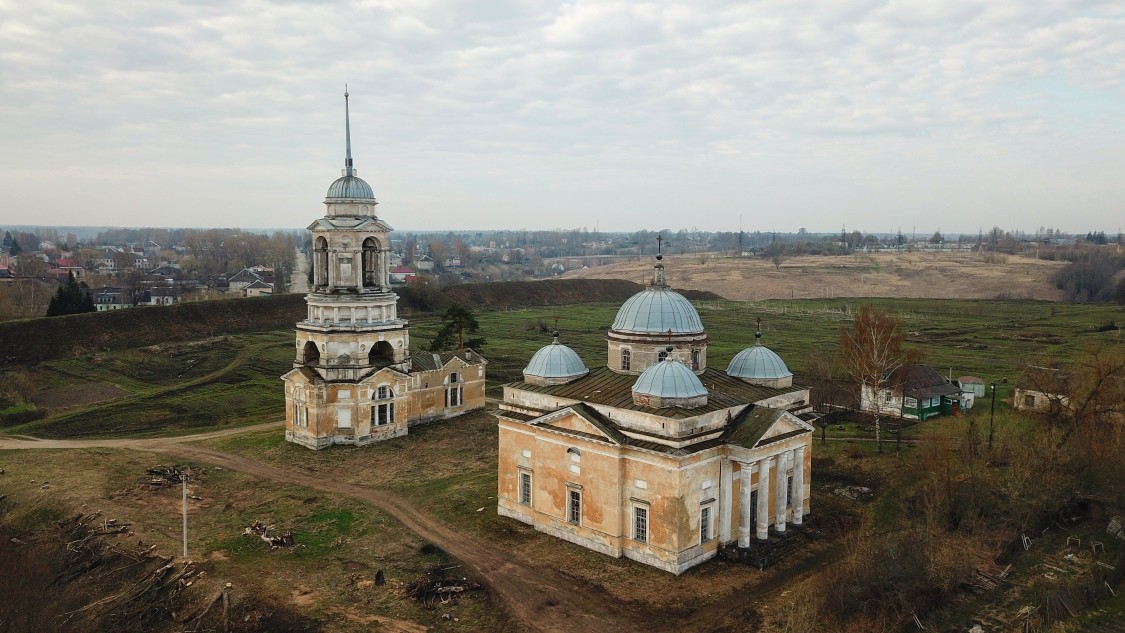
xmin=408 ymin=348 xmax=486 ymax=372
xmin=506 ymin=366 xmax=801 ymax=419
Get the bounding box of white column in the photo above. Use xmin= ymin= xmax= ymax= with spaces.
xmin=756 ymin=456 xmax=772 ymax=540
xmin=737 ymin=462 xmax=753 ymax=547
xmin=792 ymin=446 xmax=806 ymax=525
xmin=719 ymin=459 xmax=733 ymax=544
xmin=328 ymin=251 xmax=336 ymax=288
xmin=775 ymin=451 xmax=790 ymax=533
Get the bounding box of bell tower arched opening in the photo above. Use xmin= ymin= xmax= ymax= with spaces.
xmin=313 ymin=237 xmax=328 ymax=288
xmin=301 ymin=341 xmax=321 ymax=366
xmin=368 ymin=340 xmax=395 ymax=367
xmin=362 ymin=237 xmax=379 ymax=288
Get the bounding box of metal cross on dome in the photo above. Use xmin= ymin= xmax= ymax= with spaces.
xmin=656 ymin=235 xmax=663 ymax=255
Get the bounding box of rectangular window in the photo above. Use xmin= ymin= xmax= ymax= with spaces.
xmin=700 ymin=506 xmax=711 ymax=543
xmin=446 ymin=386 xmax=463 ymax=407
xmin=375 ymin=402 xmax=394 ymax=425
xmin=786 ymin=475 xmax=793 ymax=509
xmin=568 ymin=490 xmax=581 ymax=525
xmin=519 ymin=471 xmax=532 ymax=505
xmin=634 ymin=506 xmax=648 ymax=542
xmin=1023 ymin=394 xmax=1035 ymax=408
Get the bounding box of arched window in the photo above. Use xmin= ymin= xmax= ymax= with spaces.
xmin=372 ymin=385 xmax=395 ymax=426
xmin=621 ymin=349 xmax=631 ymax=371
xmin=567 ymin=447 xmax=581 ymax=463
xmin=658 ymin=349 xmax=669 ymax=362
xmin=691 ymin=349 xmax=700 ymax=371
xmin=445 ymin=372 xmax=463 ymax=408
xmin=362 ymin=237 xmax=378 ymax=288
xmin=313 ymin=237 xmax=328 ymax=288
xmin=292 ymin=386 xmax=308 ymax=427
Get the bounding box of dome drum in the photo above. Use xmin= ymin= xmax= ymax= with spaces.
xmin=607 ymin=337 xmax=707 ymax=375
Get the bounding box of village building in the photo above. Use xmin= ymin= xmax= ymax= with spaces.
xmin=859 ymin=364 xmax=963 ymax=421
xmin=1013 ymin=365 xmax=1069 ymax=413
xmin=496 ymin=245 xmax=815 ymax=574
xmin=281 ymin=92 xmax=486 ymax=450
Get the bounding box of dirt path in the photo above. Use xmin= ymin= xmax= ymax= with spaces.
xmin=0 ymin=424 xmax=650 ymax=633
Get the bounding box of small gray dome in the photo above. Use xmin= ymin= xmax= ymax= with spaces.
xmin=612 ymin=287 xmax=704 ymax=335
xmin=523 ymin=337 xmax=588 ymax=381
xmin=726 ymin=338 xmax=792 ymax=380
xmin=633 ymin=357 xmax=707 ymax=399
xmin=327 ymin=175 xmax=375 ymax=200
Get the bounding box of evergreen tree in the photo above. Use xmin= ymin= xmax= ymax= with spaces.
xmin=46 ymin=273 xmax=96 ymax=316
xmin=429 ymin=304 xmax=486 ymax=351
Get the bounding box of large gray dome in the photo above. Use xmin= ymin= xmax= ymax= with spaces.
xmin=726 ymin=332 xmax=792 ymax=381
xmin=524 ymin=336 xmax=588 ymax=382
xmin=326 ymin=175 xmax=375 ymax=200
xmin=632 ymin=356 xmax=707 ymax=400
xmin=612 ymin=287 xmax=704 ymax=335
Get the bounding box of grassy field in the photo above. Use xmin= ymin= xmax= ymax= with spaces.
xmin=5 ymin=298 xmax=1121 ymax=438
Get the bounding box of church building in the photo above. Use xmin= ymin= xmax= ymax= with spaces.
xmin=497 ymin=247 xmax=815 ymax=574
xmin=282 ymin=92 xmax=486 ymax=449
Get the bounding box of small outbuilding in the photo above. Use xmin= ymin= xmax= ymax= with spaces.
xmin=958 ymin=376 xmax=986 ymax=398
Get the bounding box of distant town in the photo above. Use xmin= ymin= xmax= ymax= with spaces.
xmin=1 ymin=224 xmax=1120 ymax=320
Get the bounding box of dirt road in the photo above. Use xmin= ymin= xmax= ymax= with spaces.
xmin=1 ymin=422 xmax=833 ymax=632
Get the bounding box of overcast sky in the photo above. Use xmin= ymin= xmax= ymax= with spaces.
xmin=1 ymin=1 xmax=1123 ymax=234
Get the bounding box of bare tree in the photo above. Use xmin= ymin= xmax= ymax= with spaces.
xmin=838 ymin=305 xmax=917 ymax=453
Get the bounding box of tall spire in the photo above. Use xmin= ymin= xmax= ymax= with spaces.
xmin=344 ymin=85 xmax=354 ymax=177
xmin=652 ymin=235 xmax=666 ymax=287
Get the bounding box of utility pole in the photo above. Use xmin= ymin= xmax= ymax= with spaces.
xmin=988 ymin=382 xmax=997 ymax=451
xmin=182 ymin=470 xmax=189 ymax=558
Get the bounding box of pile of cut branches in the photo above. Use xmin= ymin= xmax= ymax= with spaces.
xmin=53 ymin=512 xmax=202 ymax=631
xmin=143 ymin=464 xmax=201 ymax=489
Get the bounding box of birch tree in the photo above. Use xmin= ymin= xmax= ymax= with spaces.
xmin=839 ymin=305 xmax=916 ymax=453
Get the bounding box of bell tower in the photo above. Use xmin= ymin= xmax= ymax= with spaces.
xmin=283 ymin=89 xmax=412 ymax=448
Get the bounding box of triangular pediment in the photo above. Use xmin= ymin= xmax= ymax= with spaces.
xmin=724 ymin=406 xmax=814 ymax=450
xmin=529 ymin=404 xmax=623 ymax=445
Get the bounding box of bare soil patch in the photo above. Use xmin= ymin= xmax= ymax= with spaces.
xmin=563 ymin=252 xmax=1065 ymax=301
xmin=32 ymin=381 xmax=130 ymax=409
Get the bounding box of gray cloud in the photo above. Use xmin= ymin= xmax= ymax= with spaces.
xmin=1 ymin=0 xmax=1122 ymax=232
